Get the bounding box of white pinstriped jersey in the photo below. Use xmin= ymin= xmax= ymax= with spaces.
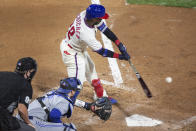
xmin=28 ymin=91 xmax=73 ymax=121
xmin=64 ymin=10 xmax=108 ymax=52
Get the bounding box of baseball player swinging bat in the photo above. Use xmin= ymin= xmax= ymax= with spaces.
xmin=128 ymin=59 xmax=152 ymax=98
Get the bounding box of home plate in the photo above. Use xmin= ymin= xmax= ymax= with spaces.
xmin=125 ymin=114 xmax=163 ymax=127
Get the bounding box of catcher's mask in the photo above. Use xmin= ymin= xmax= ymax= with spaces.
xmin=85 ymin=4 xmax=109 ymax=20
xmin=57 ymin=77 xmax=82 ymax=95
xmin=15 ymin=57 xmax=37 ymax=81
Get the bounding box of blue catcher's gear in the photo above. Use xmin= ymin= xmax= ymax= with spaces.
xmin=49 ymin=108 xmax=62 ymax=123
xmin=56 ymin=77 xmax=82 ymax=103
xmin=85 ymin=4 xmax=109 ymax=20
xmin=57 ymin=77 xmax=82 ymax=94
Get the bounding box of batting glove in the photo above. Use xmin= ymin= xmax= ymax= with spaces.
xmin=119 ymin=54 xmax=130 ymax=61
xmin=118 ymin=43 xmax=131 ymax=60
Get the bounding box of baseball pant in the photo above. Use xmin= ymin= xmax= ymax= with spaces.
xmin=0 ymin=106 xmax=35 ymax=131
xmin=29 ymin=117 xmax=76 ymax=131
xmin=12 ymin=120 xmax=35 ymax=131
xmin=60 ymin=39 xmax=98 ymax=84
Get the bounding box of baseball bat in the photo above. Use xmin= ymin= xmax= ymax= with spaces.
xmin=128 ymin=59 xmax=152 ymax=98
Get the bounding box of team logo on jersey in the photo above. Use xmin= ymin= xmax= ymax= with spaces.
xmin=25 ymin=96 xmax=31 ymax=104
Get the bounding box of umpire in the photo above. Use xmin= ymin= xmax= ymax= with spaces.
xmin=0 ymin=57 xmax=37 ymax=131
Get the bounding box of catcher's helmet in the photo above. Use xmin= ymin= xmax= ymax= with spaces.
xmin=85 ymin=4 xmax=109 ymax=20
xmin=57 ymin=77 xmax=82 ymax=94
xmin=15 ymin=57 xmax=37 ymax=80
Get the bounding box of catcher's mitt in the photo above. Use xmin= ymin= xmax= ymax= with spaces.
xmin=91 ymin=97 xmax=112 ymax=121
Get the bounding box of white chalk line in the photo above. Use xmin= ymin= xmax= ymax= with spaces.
xmin=101 ymin=79 xmax=136 ymax=92
xmin=101 ymin=32 xmax=124 ymax=86
xmin=170 ymin=116 xmax=196 ymax=130
xmin=52 ymin=80 xmax=135 ymax=92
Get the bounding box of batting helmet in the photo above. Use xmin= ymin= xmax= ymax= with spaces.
xmin=15 ymin=57 xmax=37 ymax=80
xmin=57 ymin=77 xmax=82 ymax=94
xmin=85 ymin=4 xmax=109 ymax=20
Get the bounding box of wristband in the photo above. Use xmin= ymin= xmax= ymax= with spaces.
xmin=115 ymin=40 xmax=121 ymax=46
xmin=113 ymin=53 xmax=119 ymax=58
xmin=75 ymin=99 xmax=85 ymax=108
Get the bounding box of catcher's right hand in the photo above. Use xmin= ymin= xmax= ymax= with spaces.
xmin=91 ymin=97 xmax=112 ymax=121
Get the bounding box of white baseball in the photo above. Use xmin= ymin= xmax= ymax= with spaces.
xmin=165 ymin=77 xmax=172 ymax=83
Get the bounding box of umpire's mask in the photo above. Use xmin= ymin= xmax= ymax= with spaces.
xmin=15 ymin=57 xmax=37 ymax=82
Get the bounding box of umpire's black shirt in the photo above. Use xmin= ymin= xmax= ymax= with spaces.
xmin=0 ymin=72 xmax=32 ymax=114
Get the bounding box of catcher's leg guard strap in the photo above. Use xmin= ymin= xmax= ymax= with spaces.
xmin=92 ymin=79 xmax=103 ymax=98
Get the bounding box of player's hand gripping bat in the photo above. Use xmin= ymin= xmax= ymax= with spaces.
xmin=128 ymin=59 xmax=152 ymax=98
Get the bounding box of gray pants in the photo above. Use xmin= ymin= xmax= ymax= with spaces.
xmin=11 ymin=119 xmax=35 ymax=131
xmin=0 ymin=106 xmax=35 ymax=131
xmin=29 ymin=117 xmax=76 ymax=131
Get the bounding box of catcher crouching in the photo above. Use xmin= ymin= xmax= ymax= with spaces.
xmin=16 ymin=77 xmax=112 ymax=131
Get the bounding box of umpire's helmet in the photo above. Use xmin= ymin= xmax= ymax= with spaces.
xmin=15 ymin=57 xmax=37 ymax=80
xmin=85 ymin=4 xmax=109 ymax=20
xmin=57 ymin=77 xmax=82 ymax=94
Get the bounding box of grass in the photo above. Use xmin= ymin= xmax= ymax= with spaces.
xmin=126 ymin=0 xmax=196 ymax=8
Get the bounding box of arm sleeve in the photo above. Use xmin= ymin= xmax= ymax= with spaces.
xmin=103 ymin=28 xmax=119 ymax=44
xmin=96 ymin=21 xmax=121 ymax=46
xmin=18 ymin=82 xmax=32 ymax=108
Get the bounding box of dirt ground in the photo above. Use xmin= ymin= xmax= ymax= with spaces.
xmin=0 ymin=0 xmax=196 ymax=130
